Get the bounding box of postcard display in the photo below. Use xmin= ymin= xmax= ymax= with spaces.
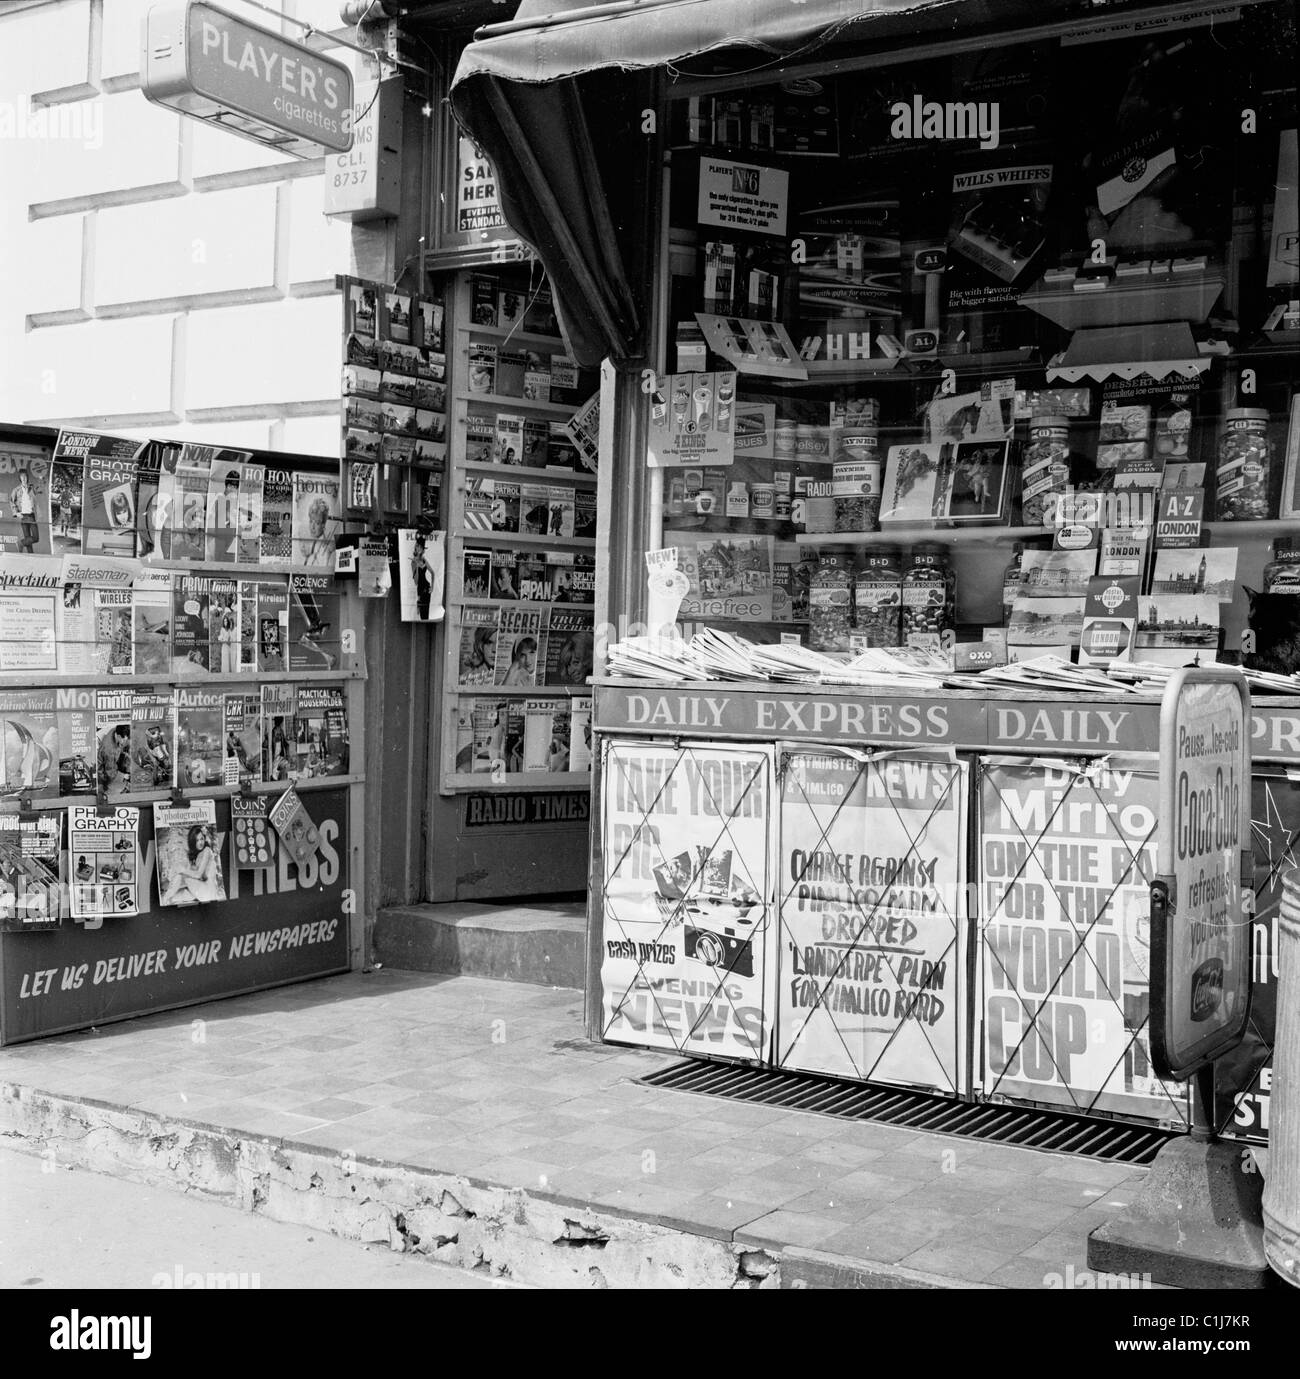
xmin=438 ymin=266 xmax=600 ymax=791
xmin=0 ymin=424 xmax=361 ymax=1044
xmin=588 ymin=2 xmax=1300 ymax=1130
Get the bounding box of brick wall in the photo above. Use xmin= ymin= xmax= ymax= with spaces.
xmin=0 ymin=0 xmax=361 ymax=455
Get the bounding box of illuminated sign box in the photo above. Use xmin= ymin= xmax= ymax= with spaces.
xmin=142 ymin=1 xmax=354 ymax=158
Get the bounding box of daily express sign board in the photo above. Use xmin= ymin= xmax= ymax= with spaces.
xmin=142 ymin=2 xmax=353 ymax=157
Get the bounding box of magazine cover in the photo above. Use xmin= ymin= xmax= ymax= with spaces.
xmin=94 ymin=688 xmax=135 ymax=797
xmin=173 ymin=686 xmax=225 ymax=788
xmin=0 ymin=554 xmax=59 ymax=672
xmin=57 ymin=555 xmax=133 ymax=676
xmin=1 ymin=441 xmax=53 ymax=556
xmin=260 ymin=684 xmax=296 ymax=783
xmin=491 ymin=551 xmax=523 ymax=601
xmin=574 ymin=488 xmax=597 ymax=539
xmin=288 ymin=574 xmax=340 ymax=670
xmin=522 ymin=417 xmax=548 ymax=467
xmin=546 ymin=485 xmax=575 ymax=538
xmin=471 ymin=699 xmax=505 ymax=773
xmin=519 ymin=481 xmax=550 ymax=535
xmin=522 ymin=698 xmax=569 ymax=772
xmin=237 ymin=579 xmax=259 ymax=670
xmin=154 ymin=798 xmax=226 ymax=907
xmin=294 ymin=685 xmax=349 ymax=778
xmin=0 ymin=809 xmax=63 ymax=930
xmin=515 ymin=552 xmax=549 ymax=602
xmin=56 ymin=685 xmax=96 ymax=796
xmin=463 ymin=547 xmax=491 ymax=598
xmin=129 ymin=690 xmax=173 ymax=791
xmin=132 ymin=568 xmax=172 ymax=677
xmin=81 ymin=441 xmax=140 ymax=558
xmin=209 ymin=577 xmax=239 ymax=674
xmin=48 ymin=433 xmax=86 ymax=554
xmin=269 ymin=785 xmax=321 ymax=867
xmin=68 ymin=804 xmax=140 ymax=921
xmin=493 ymin=608 xmax=543 ymax=687
xmin=0 ymin=689 xmax=59 ymax=802
xmin=95 ymin=585 xmax=134 ymax=675
xmin=290 ymin=472 xmax=341 ymax=567
xmin=490 ymin=480 xmax=520 ymax=533
xmin=457 ymin=606 xmax=499 ymax=686
xmin=167 ymin=445 xmax=213 ymax=562
xmin=231 ymin=793 xmax=275 ymax=871
xmin=543 ymin=609 xmax=594 ymax=686
xmin=171 ymin=574 xmax=211 ymax=675
xmin=396 ymin=529 xmax=445 ymax=624
xmin=134 ymin=439 xmax=170 ymax=562
xmin=260 ymin=468 xmax=294 ymax=567
xmin=569 ymin=698 xmax=593 ymax=773
xmin=223 ymin=692 xmax=262 ymax=787
xmin=466 ymin=413 xmax=495 ymax=463
xmin=205 ymin=453 xmax=252 ymax=562
xmin=495 ymin=413 xmax=524 ymax=466
xmin=255 ymin=579 xmax=289 ymax=672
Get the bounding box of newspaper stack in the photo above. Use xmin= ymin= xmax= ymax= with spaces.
xmin=964 ymin=655 xmax=1149 ymax=695
xmin=605 ymin=634 xmax=712 ymax=681
xmin=821 ymin=646 xmax=950 ymax=689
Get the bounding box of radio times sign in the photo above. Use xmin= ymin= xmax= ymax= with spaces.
xmin=1151 ymin=670 xmax=1253 ymax=1079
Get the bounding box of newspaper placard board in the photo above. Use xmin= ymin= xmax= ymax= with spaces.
xmin=1151 ymin=668 xmax=1253 ymax=1080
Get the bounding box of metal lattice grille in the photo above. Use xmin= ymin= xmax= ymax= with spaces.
xmin=639 ymin=1060 xmax=1176 ymax=1164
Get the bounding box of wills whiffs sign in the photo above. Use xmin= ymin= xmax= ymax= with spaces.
xmin=142 ymin=2 xmax=353 ymax=157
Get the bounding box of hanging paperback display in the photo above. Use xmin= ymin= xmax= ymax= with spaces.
xmin=776 ymin=750 xmax=968 ymax=1093
xmin=68 ymin=804 xmax=141 ymax=921
xmin=600 ymin=740 xmax=776 ymax=1062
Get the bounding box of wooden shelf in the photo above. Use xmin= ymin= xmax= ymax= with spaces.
xmin=442 ymin=771 xmax=591 ymax=790
xmin=0 ymin=669 xmax=365 ymax=688
xmin=459 ymin=322 xmax=566 ymax=350
xmin=457 ymin=390 xmax=575 ymax=416
xmin=25 ymin=774 xmax=366 ymax=810
xmin=461 ymin=599 xmax=595 ymax=612
xmin=794 ymin=525 xmax=1045 ymax=547
xmin=463 ymin=461 xmax=596 ymax=486
xmin=142 ymin=559 xmax=340 ymax=578
xmin=450 ymin=530 xmax=596 ymax=549
xmin=450 ymin=684 xmax=589 ymax=697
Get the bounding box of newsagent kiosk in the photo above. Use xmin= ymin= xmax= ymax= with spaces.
xmin=451 ymin=0 xmax=1300 ymax=1141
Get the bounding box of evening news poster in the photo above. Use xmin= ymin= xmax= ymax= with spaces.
xmin=0 ymin=555 xmax=59 ymax=672
xmin=0 ymin=689 xmax=59 ymax=803
xmin=68 ymin=804 xmax=141 ymax=921
xmin=777 ymin=751 xmax=968 ymax=1092
xmin=154 ymin=798 xmax=227 ymax=908
xmin=290 ymin=472 xmax=341 ymax=568
xmin=0 ymin=808 xmax=63 ymax=930
xmin=129 ymin=690 xmax=173 ymax=792
xmin=979 ymin=760 xmax=1190 ymax=1124
xmin=1 ymin=438 xmax=53 ymax=556
xmin=600 ymin=741 xmax=776 ymax=1061
xmin=173 ymin=686 xmax=224 ymax=789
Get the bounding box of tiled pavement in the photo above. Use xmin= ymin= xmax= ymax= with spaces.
xmin=0 ymin=969 xmax=1150 ymax=1288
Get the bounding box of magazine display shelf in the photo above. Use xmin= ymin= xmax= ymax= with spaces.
xmin=438 ymin=269 xmax=600 ymax=795
xmin=0 ymin=425 xmax=367 ymax=1046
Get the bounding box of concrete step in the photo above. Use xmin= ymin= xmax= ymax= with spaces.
xmin=373 ymin=902 xmax=586 ymax=989
xmin=0 ymin=1084 xmax=967 ymax=1290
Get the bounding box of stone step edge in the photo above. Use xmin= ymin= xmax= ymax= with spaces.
xmin=0 ymin=1081 xmax=979 ymax=1291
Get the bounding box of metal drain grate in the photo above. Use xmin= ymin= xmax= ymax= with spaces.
xmin=639 ymin=1061 xmax=1178 ymax=1165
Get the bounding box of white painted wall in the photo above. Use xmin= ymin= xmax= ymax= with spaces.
xmin=0 ymin=0 xmax=357 ymax=454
